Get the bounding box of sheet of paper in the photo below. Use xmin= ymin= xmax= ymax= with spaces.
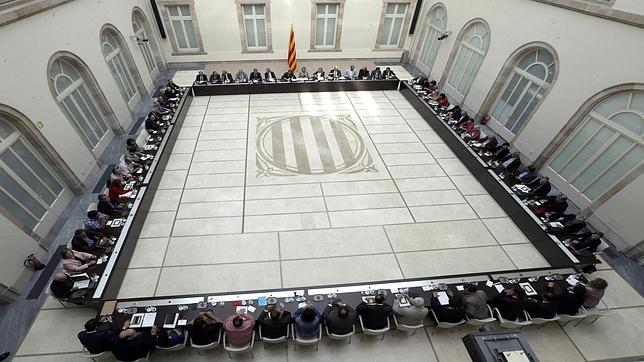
xmin=495 ymin=284 xmax=505 ymax=293
xmin=437 ymin=291 xmax=450 ymax=306
xmin=177 ymin=319 xmax=187 ymax=326
xmin=247 ymin=306 xmax=256 ymax=313
xmin=456 ymin=285 xmax=464 ymax=291
xmin=142 ymin=313 xmax=157 ymax=327
xmin=130 ymin=313 xmax=144 ymax=328
xmin=566 ymin=275 xmax=579 ymax=286
xmin=422 ymin=285 xmax=432 ymax=291
xmin=519 ymin=282 xmax=537 ymax=296
xmin=235 ymin=306 xmax=248 ymax=314
xmin=298 ymin=302 xmax=307 ymax=309
xmin=486 ymin=280 xmax=494 ymax=287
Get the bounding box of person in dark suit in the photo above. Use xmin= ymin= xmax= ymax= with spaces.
xmin=515 ymin=165 xmax=538 ymax=184
xmin=523 ymin=176 xmax=551 ymax=200
xmin=145 ymin=112 xmax=163 ymax=133
xmin=546 ymin=216 xmax=587 ymax=236
xmin=221 ymin=70 xmax=234 ymax=84
xmin=328 ymin=66 xmax=342 ymax=79
xmin=257 ymin=306 xmax=291 ymax=339
xmin=186 ymin=311 xmax=223 ymax=345
xmin=78 ymin=318 xmax=118 ymax=355
xmin=110 ymin=323 xmax=157 ymax=362
xmin=570 ymin=231 xmax=603 ymax=253
xmin=356 ymin=294 xmax=392 ymax=330
xmin=535 ymin=194 xmax=568 ymax=217
xmin=371 ymin=67 xmax=383 ymax=79
xmin=264 ymin=68 xmax=277 ymax=82
xmin=98 ymin=193 xmax=126 ymax=218
xmin=493 ymin=286 xmax=528 ymax=321
xmin=235 ymin=69 xmax=248 ymax=83
xmin=498 ymin=152 xmax=522 ymax=178
xmin=195 ymin=71 xmax=208 ymax=84
xmin=383 ymin=67 xmax=396 ymax=79
xmin=281 ymin=69 xmax=297 ymax=81
xmin=313 ymin=67 xmax=325 ymax=79
xmin=525 ymin=294 xmax=559 ymax=319
xmin=323 ymin=299 xmax=357 ymax=335
xmin=490 ymin=143 xmax=510 ymax=162
xmin=71 ymin=229 xmax=107 ymax=254
xmin=545 ymin=283 xmax=586 ymax=316
xmin=249 ymin=68 xmax=262 ymax=82
xmin=50 ymin=272 xmax=74 ymax=299
xmin=430 ymin=291 xmax=466 ymax=323
xmin=209 ymin=71 xmax=221 ymax=84
xmin=358 ymin=66 xmax=370 ymax=79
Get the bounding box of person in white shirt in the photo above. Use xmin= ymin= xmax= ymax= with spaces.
xmin=344 ymin=65 xmax=356 ymax=79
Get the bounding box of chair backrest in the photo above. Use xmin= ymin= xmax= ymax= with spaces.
xmin=259 ymin=324 xmax=288 ymax=340
xmin=359 ymin=315 xmax=390 ymax=332
xmin=86 ymin=202 xmax=97 ymax=212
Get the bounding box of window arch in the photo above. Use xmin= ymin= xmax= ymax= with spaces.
xmin=490 ymin=46 xmax=557 ymax=135
xmin=132 ymin=8 xmax=163 ymax=74
xmin=548 ymin=90 xmax=644 ymax=202
xmin=446 ymin=20 xmax=490 ymax=98
xmin=101 ymin=27 xmax=141 ymax=103
xmin=417 ymin=5 xmax=446 ymax=72
xmin=49 ymin=57 xmax=111 ymax=150
xmin=0 ymin=112 xmax=66 ymax=231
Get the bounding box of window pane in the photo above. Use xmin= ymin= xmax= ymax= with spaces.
xmin=77 ymin=86 xmax=107 ymax=133
xmin=559 ymin=127 xmax=613 ymax=179
xmin=572 ymin=136 xmax=632 ymax=191
xmin=172 ymin=20 xmax=188 ymax=48
xmin=243 ymin=4 xmax=252 ymax=15
xmin=315 ymin=18 xmax=325 ymax=45
xmin=316 ymin=4 xmax=325 ymax=14
xmin=55 ymin=76 xmax=73 ymax=94
xmin=526 ymin=64 xmax=546 ymax=81
xmin=328 ymin=4 xmax=337 ymax=14
xmin=256 ymin=19 xmax=267 ymax=47
xmin=611 ymin=112 xmax=644 ymax=135
xmin=179 ymin=5 xmax=190 ymax=16
xmin=508 ymin=83 xmax=541 ymax=132
xmin=326 ymin=18 xmax=336 ymax=45
xmin=184 ymin=20 xmax=198 ymax=48
xmin=386 ymin=3 xmax=396 ymax=14
xmin=380 ymin=18 xmax=392 ymax=45
xmin=1 ymin=150 xmax=55 ymax=204
xmin=62 ymin=97 xmax=98 ymax=146
xmin=551 ymin=118 xmax=600 ymax=172
xmin=60 ymin=60 xmax=80 ymax=80
xmin=0 ymin=189 xmax=37 ymax=229
xmin=168 ymin=5 xmax=179 ymax=16
xmin=12 ymin=140 xmax=62 ymax=195
xmin=536 ymin=49 xmax=554 ymax=65
xmin=594 ymin=93 xmax=629 ymax=118
xmin=0 ymin=119 xmax=14 ymax=140
xmin=0 ymin=168 xmax=46 ymax=218
xmin=390 ymin=17 xmax=403 ymax=45
xmin=584 ymin=146 xmax=644 ymax=200
xmin=517 ymin=50 xmax=537 ymax=70
xmin=396 ymin=4 xmax=407 ymax=14
xmin=255 ymin=4 xmax=264 ymax=15
xmin=245 ymin=19 xmax=256 ymax=47
xmin=631 ymin=92 xmax=644 ymax=114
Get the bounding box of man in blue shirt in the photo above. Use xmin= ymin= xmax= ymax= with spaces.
xmin=292 ymin=304 xmax=321 ymax=339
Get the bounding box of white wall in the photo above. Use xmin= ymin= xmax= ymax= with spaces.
xmin=0 ymin=0 xmax=161 ymax=297
xmin=159 ymin=0 xmax=409 ymax=62
xmin=613 ymin=0 xmax=644 ymax=15
xmin=410 ymin=0 xmax=644 ymax=253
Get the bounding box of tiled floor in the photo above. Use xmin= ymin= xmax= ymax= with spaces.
xmin=115 ymin=90 xmax=554 ymax=299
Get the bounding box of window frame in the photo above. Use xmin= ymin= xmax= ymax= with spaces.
xmin=132 ymin=8 xmax=163 ymax=76
xmin=235 ymin=0 xmax=273 ymax=53
xmin=374 ymin=0 xmax=414 ymax=50
xmin=309 ymin=0 xmax=345 ymax=52
xmin=156 ymin=0 xmax=205 ymax=55
xmin=101 ymin=29 xmax=139 ymax=104
xmin=414 ymin=4 xmax=446 ymax=72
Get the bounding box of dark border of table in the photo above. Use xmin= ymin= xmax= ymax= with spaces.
xmin=192 ymin=79 xmax=400 ymax=96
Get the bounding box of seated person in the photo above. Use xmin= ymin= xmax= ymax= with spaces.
xmin=144 ymin=112 xmax=163 ymax=133
xmin=249 ymin=68 xmax=262 ymax=82
xmin=323 ymin=299 xmax=357 ymax=335
xmin=125 ymin=139 xmax=146 ymax=164
xmin=194 ymin=70 xmax=208 ymax=85
xmin=430 ymin=291 xmax=465 ymax=323
xmin=497 ymin=151 xmax=522 ymax=177
xmin=534 ymin=194 xmax=568 ymax=217
xmin=166 ymin=80 xmax=183 ymax=94
xmin=186 ymin=310 xmax=223 ymax=345
xmin=264 ymin=67 xmax=277 ymax=82
xmin=370 ymin=66 xmax=383 ymax=79
xmin=111 ymin=323 xmax=157 ymax=362
xmin=447 ymin=106 xmax=462 ymax=123
xmin=570 ymin=231 xmax=603 ymax=253
xmin=299 ymin=66 xmax=310 ymax=79
xmin=223 ymin=312 xmax=255 ymax=347
xmin=393 ymin=294 xmax=428 ymax=326
xmin=209 ymin=71 xmax=221 ymax=84
xmin=281 ymin=69 xmax=297 ymax=81
xmin=515 ymin=165 xmax=538 ymax=184
xmin=78 ymin=318 xmax=118 ymax=355
xmin=522 ymin=176 xmax=551 ymax=200
xmin=98 ymin=193 xmax=126 ymax=218
xmin=463 ymin=125 xmax=481 ymax=141
xmin=84 ymin=210 xmax=109 ymax=233
xmin=424 ymin=80 xmax=438 ymax=93
xmin=235 ymin=69 xmax=248 ymax=83
xmin=356 ymin=294 xmax=392 ymax=330
xmin=156 ymin=328 xmax=185 ymax=348
xmin=493 ymin=286 xmax=527 ymax=321
xmin=109 ymin=168 xmax=129 ymax=186
xmin=410 ymin=74 xmax=427 ymax=86
xmin=463 ymin=284 xmax=489 ymax=319
xmin=343 ymin=65 xmax=357 ymax=79
xmin=473 ymin=136 xmax=498 ymax=153
xmin=163 ymin=86 xmax=179 ymax=100
xmin=313 ymin=67 xmax=325 ymax=80
xmin=546 ymin=216 xmax=586 ymax=235
xmin=50 ymin=272 xmax=74 ymax=299
xmin=117 ymin=157 xmax=142 ymax=176
xmin=328 ymin=66 xmax=342 ymax=79
xmin=71 ymin=229 xmax=107 ymax=253
xmin=546 ymin=283 xmax=586 ymax=316
xmin=490 ymin=143 xmax=511 ymax=162
xmin=383 ymin=66 xmax=396 ymax=79
xmin=358 ymin=66 xmax=370 ymax=79
xmin=457 ymin=118 xmax=476 ymax=133
xmin=437 ymin=93 xmax=450 ymax=108
xmin=108 ymin=179 xmax=129 ymax=205
xmin=157 ymin=94 xmax=176 ymax=109
xmin=582 ymin=278 xmax=608 ymax=308
xmin=525 ymin=294 xmax=559 ymax=319
xmin=257 ymin=306 xmax=291 ymax=339
xmin=60 ymin=247 xmax=96 ymax=273
xmin=221 ymin=70 xmax=234 ymax=84
xmin=292 ymin=304 xmax=321 ymax=339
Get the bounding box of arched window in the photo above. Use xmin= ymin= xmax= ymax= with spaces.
xmin=446 ymin=21 xmax=490 ymax=98
xmin=0 ymin=115 xmax=65 ymax=230
xmin=101 ymin=28 xmax=139 ymax=103
xmin=548 ymin=90 xmax=644 ymax=202
xmin=418 ymin=6 xmax=446 ymax=71
xmin=132 ymin=9 xmax=162 ymax=74
xmin=49 ymin=58 xmax=110 ymax=149
xmin=490 ymin=47 xmax=557 ymax=135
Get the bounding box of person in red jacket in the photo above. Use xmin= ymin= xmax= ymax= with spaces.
xmin=437 ymin=93 xmax=450 ymax=108
xmin=108 ymin=179 xmax=128 ymax=204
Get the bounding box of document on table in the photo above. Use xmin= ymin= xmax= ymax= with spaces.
xmin=519 ymin=282 xmax=537 ymax=296
xmin=142 ymin=313 xmax=157 ymax=327
xmin=566 ymin=275 xmax=579 ymax=286
xmin=437 ymin=291 xmax=450 ymax=306
xmin=486 ymin=280 xmax=494 ymax=287
xmin=494 ymin=284 xmax=505 ymax=293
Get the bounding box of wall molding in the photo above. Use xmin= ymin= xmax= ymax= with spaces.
xmin=0 ymin=0 xmax=73 ymax=28
xmin=531 ymin=0 xmax=644 ymax=29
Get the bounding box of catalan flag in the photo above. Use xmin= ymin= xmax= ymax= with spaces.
xmin=288 ymin=25 xmax=297 ymax=72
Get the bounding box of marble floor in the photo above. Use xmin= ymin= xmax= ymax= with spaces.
xmin=116 ymin=90 xmax=552 ymax=299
